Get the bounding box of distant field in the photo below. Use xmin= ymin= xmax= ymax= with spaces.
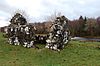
xmin=0 ymin=33 xmax=100 ymax=66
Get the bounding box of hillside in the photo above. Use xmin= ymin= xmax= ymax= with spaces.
xmin=0 ymin=33 xmax=100 ymax=66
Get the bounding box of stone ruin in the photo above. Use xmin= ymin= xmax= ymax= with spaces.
xmin=45 ymin=16 xmax=70 ymax=51
xmin=5 ymin=13 xmax=36 ymax=48
xmin=4 ymin=13 xmax=70 ymax=51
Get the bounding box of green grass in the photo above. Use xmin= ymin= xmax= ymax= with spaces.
xmin=0 ymin=33 xmax=100 ymax=66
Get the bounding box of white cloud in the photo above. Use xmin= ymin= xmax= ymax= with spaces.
xmin=0 ymin=20 xmax=9 ymax=27
xmin=0 ymin=0 xmax=100 ymax=27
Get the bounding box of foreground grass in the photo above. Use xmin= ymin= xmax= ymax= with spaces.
xmin=0 ymin=33 xmax=100 ymax=66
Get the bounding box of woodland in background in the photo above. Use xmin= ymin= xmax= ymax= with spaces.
xmin=0 ymin=16 xmax=100 ymax=37
xmin=68 ymin=16 xmax=100 ymax=37
xmin=32 ymin=16 xmax=100 ymax=37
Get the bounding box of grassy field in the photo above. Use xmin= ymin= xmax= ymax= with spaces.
xmin=0 ymin=33 xmax=100 ymax=66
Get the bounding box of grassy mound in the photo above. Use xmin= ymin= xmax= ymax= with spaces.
xmin=0 ymin=33 xmax=100 ymax=66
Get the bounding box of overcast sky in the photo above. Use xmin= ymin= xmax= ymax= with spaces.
xmin=0 ymin=0 xmax=100 ymax=27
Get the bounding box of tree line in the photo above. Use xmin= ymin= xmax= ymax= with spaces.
xmin=33 ymin=16 xmax=100 ymax=37
xmin=68 ymin=16 xmax=100 ymax=37
xmin=0 ymin=15 xmax=100 ymax=37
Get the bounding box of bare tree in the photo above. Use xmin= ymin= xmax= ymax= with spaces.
xmin=46 ymin=11 xmax=62 ymax=22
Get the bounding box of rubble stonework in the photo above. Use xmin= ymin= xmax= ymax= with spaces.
xmin=45 ymin=16 xmax=70 ymax=51
xmin=5 ymin=13 xmax=36 ymax=48
xmin=4 ymin=13 xmax=70 ymax=51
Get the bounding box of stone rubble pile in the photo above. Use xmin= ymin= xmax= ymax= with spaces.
xmin=45 ymin=16 xmax=70 ymax=51
xmin=5 ymin=13 xmax=36 ymax=48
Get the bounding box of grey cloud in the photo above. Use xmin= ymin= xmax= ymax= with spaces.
xmin=0 ymin=0 xmax=100 ymax=22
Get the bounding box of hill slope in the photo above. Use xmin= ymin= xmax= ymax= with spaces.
xmin=0 ymin=33 xmax=100 ymax=66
